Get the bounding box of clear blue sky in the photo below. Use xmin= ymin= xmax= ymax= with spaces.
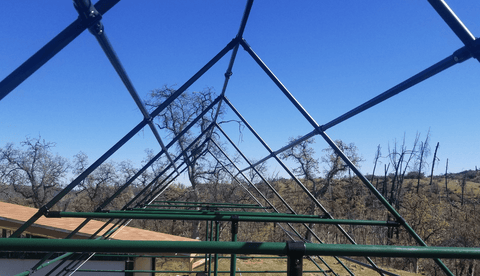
xmin=1 ymin=1 xmax=479 ymax=182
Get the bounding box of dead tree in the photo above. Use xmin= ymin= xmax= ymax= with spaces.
xmin=429 ymin=142 xmax=440 ymax=186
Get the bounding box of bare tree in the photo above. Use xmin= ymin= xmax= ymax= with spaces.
xmin=281 ymin=138 xmax=363 ymax=241
xmin=281 ymin=137 xmax=321 ymax=241
xmin=461 ymin=173 xmax=467 ymax=206
xmin=72 ymin=152 xmax=120 ymax=211
xmin=445 ymin=158 xmax=449 ymax=200
xmin=146 ymin=85 xmax=225 ymax=239
xmin=429 ymin=142 xmax=440 ymax=186
xmin=245 ymin=159 xmax=268 ymax=185
xmin=0 ymin=137 xmax=69 ymax=208
xmin=371 ymin=144 xmax=382 ymax=183
xmin=281 ymin=137 xmax=319 ymax=192
xmin=321 ymin=140 xmax=363 ymax=199
xmin=415 ymin=130 xmax=430 ymax=193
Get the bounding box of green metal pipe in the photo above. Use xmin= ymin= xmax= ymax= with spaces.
xmin=208 ymin=135 xmax=345 ymax=276
xmin=154 ymin=201 xmax=259 ymax=207
xmin=2 ymin=239 xmax=480 ymax=259
xmin=123 ymin=209 xmax=327 ymax=219
xmin=14 ymin=228 xmax=118 ymax=276
xmin=215 ymin=221 xmax=220 ymax=276
xmin=45 ymin=211 xmax=399 ymax=227
xmin=205 ymin=220 xmax=209 ymax=273
xmin=146 ymin=204 xmax=268 ymax=209
xmin=306 ymin=256 xmax=328 ymax=276
xmin=33 ymin=252 xmax=74 ymax=271
xmin=95 ymin=254 xmax=202 ymax=258
xmin=208 ymin=220 xmax=213 ymax=276
xmin=231 ymin=219 xmax=238 ymax=276
xmin=74 ymin=269 xmax=331 ymax=273
xmin=73 ymin=270 xmax=332 ymax=273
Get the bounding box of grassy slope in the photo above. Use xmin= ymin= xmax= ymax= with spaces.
xmin=157 ymin=255 xmax=421 ymax=276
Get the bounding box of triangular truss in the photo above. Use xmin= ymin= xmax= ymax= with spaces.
xmin=1 ymin=0 xmax=479 ymax=275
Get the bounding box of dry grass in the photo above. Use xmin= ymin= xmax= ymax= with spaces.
xmin=157 ymin=255 xmax=421 ymax=276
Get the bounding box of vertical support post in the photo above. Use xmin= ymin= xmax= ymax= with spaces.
xmin=230 ymin=216 xmax=239 ymax=276
xmin=205 ymin=220 xmax=210 ymax=273
xmin=287 ymin=241 xmax=305 ymax=276
xmin=151 ymin=257 xmax=156 ymax=276
xmin=125 ymin=257 xmax=134 ymax=276
xmin=208 ymin=221 xmax=213 ymax=276
xmin=214 ymin=220 xmax=220 ymax=276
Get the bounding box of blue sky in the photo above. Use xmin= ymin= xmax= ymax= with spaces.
xmin=1 ymin=1 xmax=479 ymax=182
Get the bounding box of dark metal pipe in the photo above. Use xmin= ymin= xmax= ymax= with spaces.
xmin=222 ymin=96 xmax=370 ymax=275
xmin=321 ymin=47 xmax=470 ymax=131
xmin=85 ymin=18 xmax=179 ymax=174
xmin=240 ymin=39 xmax=320 ymax=128
xmin=9 ymin=118 xmax=149 ymax=238
xmin=239 ymin=37 xmax=459 ymax=275
xmin=45 ymin=211 xmax=399 ymax=226
xmin=149 ymin=39 xmax=236 ymax=120
xmin=153 ymin=201 xmax=259 ymax=206
xmin=214 ymin=122 xmax=346 ymax=275
xmin=146 ymin=204 xmax=267 ymax=209
xmin=208 ymin=0 xmax=254 ymax=138
xmin=0 ymin=0 xmax=121 ymax=101
xmin=428 ymin=0 xmax=476 ymax=48
xmin=3 ymin=239 xmax=480 ymax=259
xmin=238 ymin=130 xmax=317 ymax=175
xmin=23 ymin=90 xmax=216 ymax=241
xmin=207 ymin=143 xmax=343 ymax=275
xmin=38 ymin=97 xmax=217 ymax=276
xmin=40 ymin=162 xmax=185 ymax=275
xmin=117 ymin=210 xmax=329 ymax=219
xmin=318 ymin=130 xmax=453 ymax=276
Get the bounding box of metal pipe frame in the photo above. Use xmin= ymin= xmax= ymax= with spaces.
xmin=45 ymin=211 xmax=400 ymax=227
xmin=43 ymin=170 xmax=181 ymax=276
xmin=3 ymin=239 xmax=480 ymax=259
xmin=90 ymin=141 xmax=207 ymax=242
xmin=207 ymin=149 xmax=298 ymax=243
xmin=9 ymin=39 xmax=231 ymax=239
xmin=428 ymin=0 xmax=478 ymax=58
xmin=212 ymin=128 xmax=348 ymax=276
xmin=3 ymin=1 xmax=479 ymax=276
xmin=0 ymin=0 xmax=120 ymax=101
xmin=207 ymin=149 xmax=301 ymax=245
xmin=47 ymin=168 xmax=187 ymax=276
xmin=53 ymin=142 xmax=212 ymax=275
xmin=207 ymin=142 xmax=344 ymax=276
xmin=183 ymin=153 xmax=336 ymax=276
xmin=237 ymin=130 xmax=316 ymax=176
xmin=71 ymin=270 xmax=332 ymax=274
xmin=33 ymin=143 xmax=197 ymax=275
xmin=217 ymin=122 xmax=363 ymax=275
xmin=116 ymin=209 xmax=332 ymax=218
xmin=206 ymin=0 xmax=255 ymax=169
xmin=25 ymin=120 xmax=214 ymax=273
xmin=240 ymin=26 xmax=468 ymax=275
xmin=153 ymin=201 xmax=260 ymax=206
xmin=222 ymin=96 xmax=380 ymax=274
xmin=75 ymin=0 xmax=179 ymax=176
xmin=145 ymin=204 xmax=268 ymax=209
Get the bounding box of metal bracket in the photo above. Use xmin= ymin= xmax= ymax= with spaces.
xmin=73 ymin=0 xmax=103 ymax=35
xmin=387 ymin=220 xmax=401 ymax=227
xmin=44 ymin=211 xmax=61 ymax=218
xmin=231 ymin=215 xmax=239 ymax=235
xmin=286 ymin=241 xmax=305 ymax=276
